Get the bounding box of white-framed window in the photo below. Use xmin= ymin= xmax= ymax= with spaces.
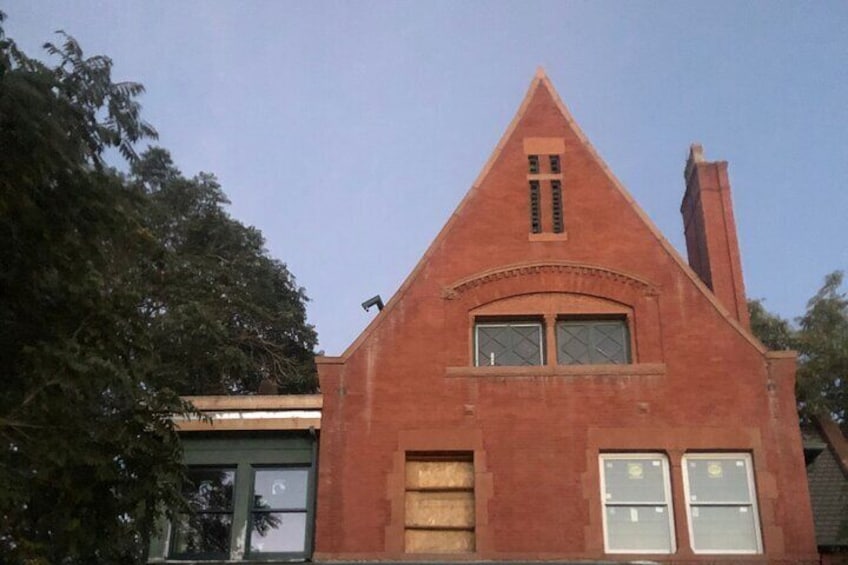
xmin=599 ymin=453 xmax=675 ymax=554
xmin=682 ymin=453 xmax=762 ymax=554
xmin=475 ymin=321 xmax=543 ymax=367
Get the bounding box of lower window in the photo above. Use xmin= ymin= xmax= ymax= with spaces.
xmin=249 ymin=466 xmax=310 ymax=554
xmin=404 ymin=452 xmax=475 ymax=553
xmin=148 ymin=435 xmax=315 ymax=562
xmin=171 ymin=467 xmax=236 ymax=559
xmin=682 ymin=453 xmax=762 ymax=554
xmin=599 ymin=453 xmax=675 ymax=554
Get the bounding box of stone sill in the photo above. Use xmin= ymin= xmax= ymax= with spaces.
xmin=445 ymin=363 xmax=666 ymax=379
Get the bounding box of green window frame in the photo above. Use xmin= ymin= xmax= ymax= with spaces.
xmin=169 ymin=466 xmax=237 ymax=560
xmin=148 ymin=434 xmax=316 ymax=562
xmin=247 ymin=465 xmax=311 ymax=557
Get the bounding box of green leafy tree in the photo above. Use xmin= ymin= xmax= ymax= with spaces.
xmin=1 ymin=14 xmax=315 ymax=563
xmin=1 ymin=16 xmax=189 ymax=563
xmin=130 ymin=148 xmax=317 ymax=394
xmin=748 ymin=299 xmax=796 ymax=351
xmin=795 ymin=272 xmax=848 ymax=423
xmin=749 ymin=272 xmax=848 ymax=423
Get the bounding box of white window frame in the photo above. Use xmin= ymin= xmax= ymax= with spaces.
xmin=474 ymin=321 xmax=544 ymax=367
xmin=681 ymin=453 xmax=763 ymax=554
xmin=598 ymin=453 xmax=675 ymax=554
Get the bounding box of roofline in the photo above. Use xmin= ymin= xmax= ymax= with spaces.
xmin=332 ymin=68 xmax=767 ymax=362
xmin=814 ymin=414 xmax=848 ymax=477
xmin=336 ymin=70 xmax=548 ymax=360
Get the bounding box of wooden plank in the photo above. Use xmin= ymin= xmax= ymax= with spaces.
xmin=405 ymin=529 xmax=474 ymax=553
xmin=182 ymin=394 xmax=323 ymax=410
xmin=405 ymin=491 xmax=474 ymax=528
xmin=176 ymin=417 xmax=321 ymax=432
xmin=405 ymin=461 xmax=474 ymax=489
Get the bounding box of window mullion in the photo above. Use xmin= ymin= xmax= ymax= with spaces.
xmin=231 ymin=461 xmax=251 ymax=560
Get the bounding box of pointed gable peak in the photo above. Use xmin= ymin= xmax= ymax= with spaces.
xmin=331 ymin=68 xmax=767 ymax=360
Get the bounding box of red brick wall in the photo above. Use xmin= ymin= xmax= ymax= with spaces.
xmin=314 ymin=74 xmax=817 ymax=562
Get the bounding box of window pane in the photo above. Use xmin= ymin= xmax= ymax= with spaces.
xmin=558 ymin=323 xmax=590 ymax=364
xmin=605 ymin=506 xmax=672 ymax=553
xmin=254 ymin=468 xmax=309 ymax=510
xmin=603 ymin=458 xmax=667 ymax=503
xmin=476 ymin=324 xmax=541 ymax=366
xmin=686 ymin=458 xmax=752 ymax=503
xmin=557 ymin=321 xmax=629 ymax=365
xmin=690 ymin=505 xmax=759 ymax=552
xmin=183 ymin=469 xmax=235 ymax=511
xmin=171 ymin=513 xmax=232 ymax=556
xmin=593 ymin=323 xmax=628 ymax=363
xmin=250 ymin=512 xmax=307 ymax=553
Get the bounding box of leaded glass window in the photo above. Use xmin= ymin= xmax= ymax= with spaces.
xmin=683 ymin=454 xmax=762 ymax=553
xmin=475 ymin=322 xmax=543 ymax=366
xmin=600 ymin=454 xmax=674 ymax=554
xmin=556 ymin=319 xmax=630 ymax=365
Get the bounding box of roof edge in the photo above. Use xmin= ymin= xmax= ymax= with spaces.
xmin=534 ymin=72 xmax=767 ymax=355
xmin=337 ymin=71 xmax=548 ymax=360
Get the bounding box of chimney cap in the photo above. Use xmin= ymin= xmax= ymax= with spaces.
xmin=685 ymin=143 xmax=706 ymax=181
xmin=689 ymin=143 xmax=705 ymax=163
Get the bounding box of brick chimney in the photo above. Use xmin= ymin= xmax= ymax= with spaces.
xmin=681 ymin=144 xmax=750 ymax=329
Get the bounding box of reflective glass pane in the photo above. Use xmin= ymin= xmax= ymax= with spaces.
xmin=603 ymin=458 xmax=667 ymax=503
xmin=690 ymin=505 xmax=759 ymax=552
xmin=476 ymin=324 xmax=541 ymax=366
xmin=605 ymin=506 xmax=672 ymax=552
xmin=253 ymin=468 xmax=309 ymax=510
xmin=686 ymin=457 xmax=752 ymax=503
xmin=171 ymin=513 xmax=231 ymax=556
xmin=250 ymin=512 xmax=307 ymax=553
xmin=183 ymin=468 xmax=235 ymax=511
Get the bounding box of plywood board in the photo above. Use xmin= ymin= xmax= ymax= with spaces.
xmin=405 ymin=529 xmax=475 ymax=553
xmin=405 ymin=491 xmax=475 ymax=528
xmin=405 ymin=461 xmax=474 ymax=489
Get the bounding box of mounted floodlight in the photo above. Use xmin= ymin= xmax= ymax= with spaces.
xmin=361 ymin=295 xmax=384 ymax=312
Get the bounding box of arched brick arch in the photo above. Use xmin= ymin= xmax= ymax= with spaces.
xmin=443 ymin=261 xmax=664 ymax=363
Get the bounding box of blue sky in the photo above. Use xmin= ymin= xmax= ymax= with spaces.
xmin=5 ymin=1 xmax=847 ymax=354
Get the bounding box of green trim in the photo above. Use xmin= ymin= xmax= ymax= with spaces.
xmin=149 ymin=433 xmax=316 ymax=563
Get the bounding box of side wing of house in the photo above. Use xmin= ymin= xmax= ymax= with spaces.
xmin=315 ymin=70 xmax=818 ymax=562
